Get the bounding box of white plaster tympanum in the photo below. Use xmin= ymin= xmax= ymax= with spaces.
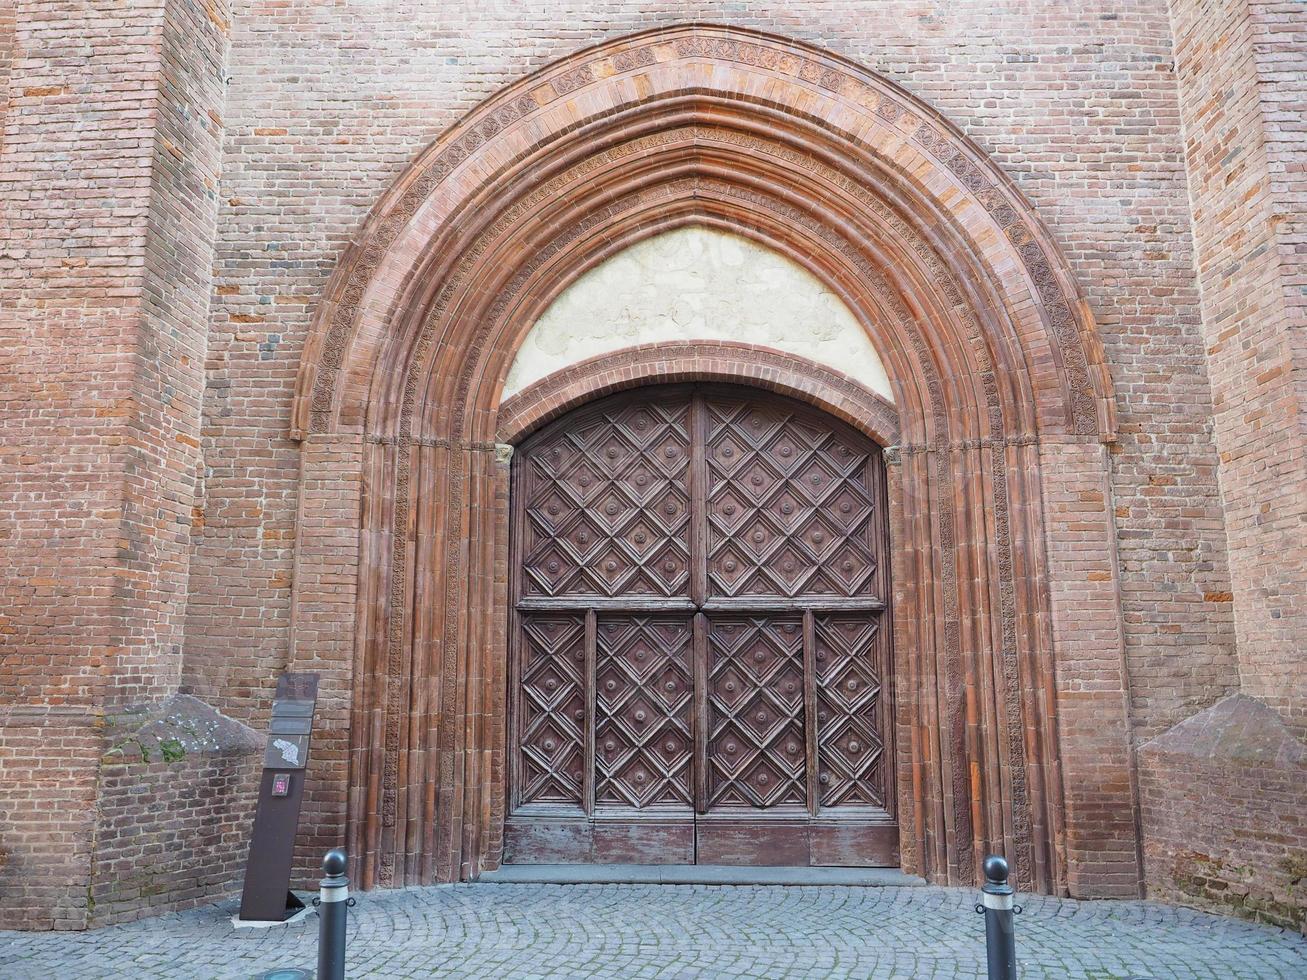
xmin=503 ymin=227 xmax=893 ymax=400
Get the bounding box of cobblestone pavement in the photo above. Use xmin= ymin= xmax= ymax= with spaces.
xmin=2 ymin=883 xmax=1305 ymax=979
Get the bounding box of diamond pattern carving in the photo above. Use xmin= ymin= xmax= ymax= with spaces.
xmin=739 ymin=517 xmax=779 ymax=559
xmin=595 ymin=616 xmax=693 ymax=809
xmin=764 ymin=488 xmax=805 ymax=531
xmin=618 ymin=461 xmax=660 ymax=503
xmin=526 ymin=487 xmax=574 ymax=534
xmin=713 ymin=488 xmax=750 ymax=531
xmin=706 ymin=617 xmax=806 ymax=809
xmin=645 ymin=541 xmax=689 ymax=594
xmin=592 ymin=545 xmax=633 ymax=589
xmin=815 ymin=615 xmax=886 ymax=808
xmin=649 ymin=432 xmax=689 ymax=473
xmin=560 ymin=513 xmax=605 ymax=563
xmin=531 ymin=435 xmax=581 ymax=480
xmin=705 ymin=391 xmax=880 ymax=600
xmin=563 ymin=460 xmax=602 ymax=504
xmin=762 ymin=430 xmax=803 ymax=474
xmin=523 ymin=543 xmax=577 ymax=594
xmin=517 ymin=615 xmax=586 ymax=805
xmin=711 ymin=432 xmax=747 ymax=474
xmin=520 ymin=391 xmax=692 ymax=597
xmin=796 ymin=513 xmax=840 ymax=560
xmin=595 ymin=433 xmax=636 ymax=472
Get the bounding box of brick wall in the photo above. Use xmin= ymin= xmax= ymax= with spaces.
xmin=92 ymin=751 xmax=261 ymax=925
xmin=0 ymin=708 xmax=100 ymax=930
xmin=110 ymin=0 xmax=231 ymax=705
xmin=1239 ymin=0 xmax=1307 ymax=725
xmin=7 ymin=0 xmax=1305 ymax=925
xmin=0 ymin=0 xmax=227 ymax=700
xmin=0 ymin=4 xmax=14 ymax=148
xmin=0 ymin=1 xmax=175 ymax=929
xmin=1039 ymin=439 xmax=1142 ymax=898
xmin=0 ymin=0 xmax=235 ymax=930
xmin=1169 ymin=0 xmax=1307 ymax=732
xmin=184 ymin=0 xmax=1236 ymax=895
xmin=0 ymin=700 xmax=261 ymax=932
xmin=285 ymin=436 xmax=364 ymax=883
xmin=90 ymin=695 xmax=262 ymax=926
xmin=1 ymin=0 xmax=166 ymax=711
xmin=1136 ymin=0 xmax=1307 ymax=925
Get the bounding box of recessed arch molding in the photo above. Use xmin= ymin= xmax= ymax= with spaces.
xmin=289 ymin=24 xmax=1140 ymax=899
xmin=496 ymin=341 xmax=900 ymax=448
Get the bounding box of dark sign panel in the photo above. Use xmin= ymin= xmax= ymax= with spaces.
xmin=239 ymin=673 xmax=321 ymax=922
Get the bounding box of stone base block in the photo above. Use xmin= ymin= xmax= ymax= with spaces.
xmin=1139 ymin=695 xmax=1307 ymax=933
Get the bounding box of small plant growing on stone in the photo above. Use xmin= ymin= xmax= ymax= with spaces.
xmin=158 ymin=737 xmax=187 ymax=763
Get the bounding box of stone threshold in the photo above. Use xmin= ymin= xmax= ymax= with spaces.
xmin=477 ymin=865 xmax=926 ymax=887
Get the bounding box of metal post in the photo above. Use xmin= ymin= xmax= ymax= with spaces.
xmin=976 ymin=854 xmax=1017 ymax=980
xmin=315 ymin=849 xmax=350 ymax=980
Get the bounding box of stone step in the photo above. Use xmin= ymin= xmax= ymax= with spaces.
xmin=477 ymin=865 xmax=927 ymax=887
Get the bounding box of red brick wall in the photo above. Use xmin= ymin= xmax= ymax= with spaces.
xmin=1241 ymin=0 xmax=1307 ymax=725
xmin=0 ymin=0 xmax=228 ymax=698
xmin=1 ymin=1 xmax=166 ymax=710
xmin=0 ymin=696 xmax=261 ymax=931
xmin=0 ymin=708 xmax=100 ymax=930
xmin=8 ymin=0 xmax=1306 ymax=924
xmin=1169 ymin=0 xmax=1307 ymax=732
xmin=0 ymin=2 xmax=174 ymax=928
xmin=0 ymin=0 xmax=227 ymax=700
xmin=188 ymin=0 xmax=1235 ymax=746
xmin=1039 ymin=439 xmax=1144 ymax=897
xmin=0 ymin=0 xmax=233 ymax=929
xmin=1141 ymin=0 xmax=1307 ymax=924
xmin=285 ymin=437 xmax=364 ymax=883
xmin=92 ymin=752 xmax=261 ymax=926
xmin=90 ymin=696 xmax=262 ymax=927
xmin=111 ymin=0 xmax=231 ymax=705
xmin=0 ymin=5 xmax=14 ymax=149
xmin=1250 ymin=2 xmax=1307 ymax=494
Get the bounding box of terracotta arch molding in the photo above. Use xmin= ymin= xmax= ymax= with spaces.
xmin=293 ymin=26 xmax=1115 ymax=442
xmin=496 ymin=341 xmax=901 ymax=448
xmin=286 ymin=24 xmax=1142 ymax=901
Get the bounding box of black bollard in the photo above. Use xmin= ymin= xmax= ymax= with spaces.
xmin=977 ymin=854 xmax=1017 ymax=980
xmin=315 ymin=849 xmax=351 ymax=980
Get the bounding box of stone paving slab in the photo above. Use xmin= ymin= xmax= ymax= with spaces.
xmin=1 ymin=882 xmax=1304 ymax=979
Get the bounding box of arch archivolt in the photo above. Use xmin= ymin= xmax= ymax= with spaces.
xmin=496 ymin=341 xmax=901 ymax=448
xmin=290 ymin=25 xmax=1137 ymax=899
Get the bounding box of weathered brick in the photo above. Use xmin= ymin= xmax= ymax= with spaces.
xmin=1 ymin=0 xmax=1303 ymax=931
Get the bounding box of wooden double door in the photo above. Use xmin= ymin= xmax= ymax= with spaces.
xmin=506 ymin=385 xmax=896 ymax=866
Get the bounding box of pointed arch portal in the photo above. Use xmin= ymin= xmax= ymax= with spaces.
xmin=290 ymin=25 xmax=1140 ymax=898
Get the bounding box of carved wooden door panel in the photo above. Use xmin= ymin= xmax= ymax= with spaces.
xmin=702 ymin=391 xmax=882 ymax=601
xmin=701 ymin=616 xmax=807 ymax=812
xmin=515 ymin=613 xmax=588 ymax=809
xmin=506 ymin=384 xmax=895 ymax=867
xmin=595 ymin=616 xmax=694 ymax=810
